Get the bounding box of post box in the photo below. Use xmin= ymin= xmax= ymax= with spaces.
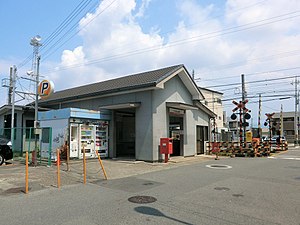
xmin=160 ymin=138 xmax=173 ymax=154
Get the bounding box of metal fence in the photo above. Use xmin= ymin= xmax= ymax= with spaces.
xmin=0 ymin=127 xmax=52 ymax=166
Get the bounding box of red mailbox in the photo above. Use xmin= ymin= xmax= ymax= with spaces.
xmin=160 ymin=138 xmax=173 ymax=154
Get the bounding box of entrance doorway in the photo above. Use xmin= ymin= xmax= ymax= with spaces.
xmin=115 ymin=110 xmax=135 ymax=158
xmin=169 ymin=116 xmax=184 ymax=156
xmin=196 ymin=126 xmax=208 ymax=154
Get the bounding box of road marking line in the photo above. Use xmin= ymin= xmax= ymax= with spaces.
xmin=268 ymin=156 xmax=300 ymax=160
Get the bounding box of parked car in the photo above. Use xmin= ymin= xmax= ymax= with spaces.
xmin=0 ymin=136 xmax=13 ymax=165
xmin=261 ymin=136 xmax=269 ymax=142
xmin=270 ymin=135 xmax=288 ymax=146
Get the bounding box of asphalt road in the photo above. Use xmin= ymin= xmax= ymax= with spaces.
xmin=0 ymin=149 xmax=299 ymax=225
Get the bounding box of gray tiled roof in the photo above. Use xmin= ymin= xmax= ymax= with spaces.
xmin=39 ymin=64 xmax=184 ymax=104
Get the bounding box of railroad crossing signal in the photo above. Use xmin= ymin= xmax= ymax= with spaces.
xmin=231 ymin=100 xmax=251 ymax=122
xmin=231 ymin=99 xmax=251 ymax=148
xmin=264 ymin=112 xmax=276 ymax=138
xmin=264 ymin=113 xmax=275 ymax=126
xmin=265 ymin=113 xmax=275 ymax=120
xmin=232 ymin=99 xmax=249 ymax=112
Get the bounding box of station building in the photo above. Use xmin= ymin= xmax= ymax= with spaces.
xmin=1 ymin=64 xmax=215 ymax=162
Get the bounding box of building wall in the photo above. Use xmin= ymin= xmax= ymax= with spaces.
xmin=49 ymin=91 xmax=154 ymax=161
xmin=39 ymin=118 xmax=69 ymax=159
xmin=134 ymin=91 xmax=153 ymax=161
xmin=200 ymin=89 xmax=224 ymax=130
xmin=273 ymin=112 xmax=299 ymax=143
xmin=37 ymin=76 xmax=210 ymax=161
xmin=152 ymin=76 xmax=210 ymax=160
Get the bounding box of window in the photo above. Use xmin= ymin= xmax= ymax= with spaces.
xmin=25 ymin=120 xmax=34 ymax=139
xmin=42 ymin=128 xmax=50 ymax=143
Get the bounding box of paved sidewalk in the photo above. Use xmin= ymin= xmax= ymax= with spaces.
xmin=0 ymin=155 xmax=213 ymax=196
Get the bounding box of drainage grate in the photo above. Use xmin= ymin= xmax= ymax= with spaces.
xmin=128 ymin=196 xmax=157 ymax=204
xmin=214 ymin=187 xmax=230 ymax=191
xmin=206 ymin=164 xmax=232 ymax=169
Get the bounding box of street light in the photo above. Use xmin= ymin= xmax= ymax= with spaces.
xmin=30 ymin=35 xmax=42 ymax=166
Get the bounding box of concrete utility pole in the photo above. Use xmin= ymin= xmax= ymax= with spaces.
xmin=258 ymin=93 xmax=262 ymax=138
xmin=294 ymin=76 xmax=299 ymax=146
xmin=10 ymin=66 xmax=17 ymax=148
xmin=280 ymin=104 xmax=284 ymax=151
xmin=8 ymin=67 xmax=13 ymax=105
xmin=241 ymin=74 xmax=246 ymax=143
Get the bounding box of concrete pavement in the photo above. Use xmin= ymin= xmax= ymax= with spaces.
xmin=1 ymin=147 xmax=298 ymax=196
xmin=0 ymin=154 xmax=214 ymax=196
xmin=1 ymin=148 xmax=299 ymax=225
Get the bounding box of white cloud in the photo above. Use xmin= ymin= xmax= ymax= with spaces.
xmin=134 ymin=0 xmax=152 ymax=18
xmin=43 ymin=0 xmax=300 ymax=115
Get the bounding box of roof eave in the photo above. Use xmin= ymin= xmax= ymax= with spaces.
xmin=39 ymin=83 xmax=157 ymax=106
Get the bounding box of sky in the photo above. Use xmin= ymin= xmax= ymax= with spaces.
xmin=1 ymin=0 xmax=300 ymax=127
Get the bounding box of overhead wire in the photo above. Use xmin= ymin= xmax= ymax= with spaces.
xmin=17 ymin=0 xmax=96 ymax=69
xmin=13 ymin=0 xmax=98 ymax=106
xmin=42 ymin=9 xmax=300 ymax=74
xmin=195 ymin=50 xmax=300 ymax=82
xmin=41 ymin=0 xmax=94 ymax=49
xmin=17 ymin=0 xmax=265 ymax=69
xmin=42 ymin=0 xmax=117 ymax=61
xmin=203 ymin=74 xmax=299 ymax=88
xmin=69 ymin=0 xmax=269 ymax=64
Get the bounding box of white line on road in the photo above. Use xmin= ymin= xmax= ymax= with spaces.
xmin=268 ymin=156 xmax=300 ymax=160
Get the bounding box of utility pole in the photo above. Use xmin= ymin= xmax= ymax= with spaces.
xmin=10 ymin=66 xmax=17 ymax=149
xmin=8 ymin=67 xmax=13 ymax=105
xmin=280 ymin=104 xmax=283 ymax=151
xmin=241 ymin=74 xmax=246 ymax=143
xmin=192 ymin=69 xmax=195 ymax=80
xmin=258 ymin=94 xmax=262 ymax=138
xmin=294 ymin=76 xmax=299 ymax=146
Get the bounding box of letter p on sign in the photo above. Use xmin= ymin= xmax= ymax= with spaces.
xmin=38 ymin=80 xmax=54 ymax=99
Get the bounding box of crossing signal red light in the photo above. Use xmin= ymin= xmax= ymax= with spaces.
xmin=231 ymin=113 xmax=237 ymax=120
xmin=244 ymin=113 xmax=251 ymax=120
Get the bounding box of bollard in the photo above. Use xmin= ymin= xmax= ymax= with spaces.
xmin=32 ymin=150 xmax=37 ymax=167
xmin=66 ymin=144 xmax=70 ymax=171
xmin=25 ymin=152 xmax=29 ymax=194
xmin=83 ymin=146 xmax=86 ymax=184
xmin=95 ymin=150 xmax=108 ymax=180
xmin=57 ymin=149 xmax=61 ymax=188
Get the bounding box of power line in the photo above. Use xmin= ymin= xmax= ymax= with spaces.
xmin=204 ymin=74 xmax=299 ymax=88
xmin=42 ymin=0 xmax=94 ymax=49
xmin=17 ymin=0 xmax=97 ymax=69
xmin=42 ymin=9 xmax=300 ymax=74
xmin=195 ymin=49 xmax=300 ymax=82
xmin=42 ymin=0 xmax=117 ymax=61
xmin=67 ymin=0 xmax=269 ymax=65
